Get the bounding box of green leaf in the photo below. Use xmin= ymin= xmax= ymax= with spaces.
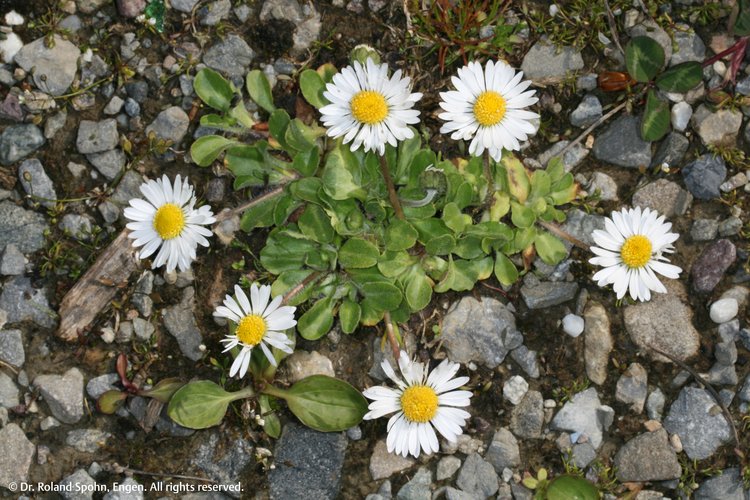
xmin=442 ymin=202 xmax=472 ymax=234
xmin=655 ymin=61 xmax=703 ymax=93
xmin=511 ymin=202 xmax=536 ymax=228
xmin=270 ymin=269 xmax=315 ymax=306
xmin=434 ymin=256 xmax=491 ymax=293
xmin=269 ymin=109 xmax=291 ymax=149
xmin=260 ymin=230 xmax=318 ymax=273
xmin=259 ymin=395 xmax=281 ymax=438
xmin=405 ymin=269 xmax=432 ymax=311
xmin=190 ymin=135 xmax=236 ymax=167
xmin=193 ymin=68 xmax=234 ymax=112
xmin=641 ymin=90 xmax=670 ymax=142
xmin=229 ymin=102 xmax=255 ymax=128
xmin=529 ymin=170 xmax=551 ymax=199
xmin=385 ymin=219 xmax=418 ymax=251
xmin=96 ymin=390 xmax=128 ymax=414
xmin=425 ymin=234 xmax=457 ymax=255
xmin=490 ymin=191 xmax=510 ymax=221
xmin=322 ymin=146 xmax=367 ymax=201
xmin=139 ymin=378 xmax=185 ymax=404
xmin=246 ymin=70 xmax=275 ymax=113
xmin=240 ymin=191 xmax=284 ymax=230
xmin=168 ymin=381 xmax=253 ymax=429
xmin=297 ymin=297 xmax=335 ymax=340
xmin=298 ymin=204 xmax=334 ymax=244
xmin=378 ymin=250 xmax=416 ymax=278
xmin=494 ymin=252 xmax=518 ymax=286
xmin=625 ymin=36 xmax=665 ymax=82
xmin=299 ymin=69 xmax=329 ymax=109
xmin=339 ymin=238 xmax=380 ymax=269
xmin=285 ymin=118 xmax=320 ymax=152
xmin=265 ymin=375 xmax=368 ymax=432
xmin=502 ymin=155 xmax=530 ymax=203
xmin=361 ymin=281 xmax=402 ymax=311
xmin=735 ymin=0 xmax=750 ymax=35
xmin=535 ymin=231 xmax=568 ymax=265
xmin=339 ymin=299 xmax=361 ymax=334
xmin=292 ymin=146 xmax=320 ymax=177
xmin=546 ymin=475 xmax=599 ymax=500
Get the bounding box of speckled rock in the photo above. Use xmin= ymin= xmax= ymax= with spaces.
xmin=34 ymin=367 xmax=85 ymax=424
xmin=584 ymin=302 xmax=612 ymax=385
xmin=663 ymin=387 xmax=733 ymax=460
xmin=614 ymin=429 xmax=681 ymax=482
xmin=691 ymin=239 xmax=736 ymax=293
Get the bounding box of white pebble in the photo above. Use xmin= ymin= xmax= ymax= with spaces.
xmin=710 ymin=298 xmax=739 ymax=324
xmin=0 ymin=32 xmax=23 ymax=64
xmin=562 ymin=313 xmax=584 ymax=337
xmin=4 ymin=10 xmax=24 ymax=26
xmin=502 ymin=375 xmax=528 ymax=405
xmin=671 ymin=101 xmax=692 ymax=132
xmin=713 ymin=61 xmax=726 ymax=77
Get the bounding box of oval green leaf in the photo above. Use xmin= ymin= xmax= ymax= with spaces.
xmin=297 ymin=297 xmax=335 ymax=340
xmin=385 ymin=219 xmax=418 ymax=251
xmin=139 ymin=378 xmax=185 ymax=404
xmin=511 ymin=202 xmax=535 ymax=228
xmin=193 ymin=68 xmax=234 ymax=112
xmin=339 ymin=238 xmax=379 ymax=269
xmin=300 ymin=69 xmax=329 ymax=109
xmin=535 ymin=231 xmax=568 ymax=265
xmin=190 ymin=135 xmax=236 ymax=167
xmin=641 ymin=89 xmax=670 ymax=142
xmin=405 ymin=270 xmax=432 ymax=311
xmin=298 ymin=204 xmax=334 ymax=244
xmin=494 ymin=252 xmax=519 ymax=286
xmin=167 ymin=380 xmax=249 ymax=429
xmin=246 ymin=69 xmax=275 ymax=113
xmin=339 ymin=299 xmax=361 ymax=334
xmin=361 ymin=281 xmax=402 ymax=311
xmin=625 ymin=36 xmax=665 ymax=82
xmin=546 ymin=475 xmax=599 ymax=500
xmin=655 ymin=61 xmax=703 ymax=93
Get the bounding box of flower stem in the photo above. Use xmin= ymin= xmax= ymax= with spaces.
xmin=214 ymin=185 xmax=285 ymax=224
xmin=483 ymin=150 xmax=495 ymax=201
xmin=379 ymin=154 xmax=405 ymax=220
xmin=383 ymin=311 xmax=401 ymax=360
xmin=537 ymin=220 xmax=590 ymax=251
xmin=282 ymin=271 xmax=322 ymax=305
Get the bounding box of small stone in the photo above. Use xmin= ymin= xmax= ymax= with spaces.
xmin=670 ymin=25 xmax=706 ymax=65
xmin=0 ymin=329 xmax=24 ymax=367
xmin=132 ymin=317 xmax=154 ymax=340
xmin=720 ymin=172 xmax=748 ymax=192
xmin=592 ymin=114 xmax=652 ymax=168
xmin=86 ymin=373 xmax=119 ymax=399
xmin=520 ymin=280 xmax=578 ymax=309
xmin=0 ymin=124 xmax=45 ymax=165
xmin=145 ymin=106 xmax=190 ymax=145
xmin=396 ymin=467 xmax=432 ymax=500
xmin=561 ymin=210 xmax=606 ymax=249
xmin=284 ymin=351 xmax=335 ymax=382
xmin=66 ymin=428 xmax=112 ymax=453
xmin=346 ymin=426 xmax=362 ymax=441
xmin=550 ymin=387 xmax=614 ymax=450
xmin=520 ymin=42 xmax=584 ymax=83
xmin=103 ymin=478 xmax=144 ymax=500
xmin=58 ymin=469 xmax=97 ymax=500
xmin=691 ymin=239 xmax=736 ymax=293
xmin=456 ymin=453 xmax=498 ymax=498
xmin=632 ymin=179 xmax=692 ymax=218
xmin=587 ymin=171 xmax=619 ymax=201
xmin=720 ymin=286 xmax=749 ymax=311
xmin=77 ymin=119 xmax=119 ymax=155
xmin=510 ymin=390 xmax=544 ymax=439
xmin=510 ymin=346 xmax=540 ymax=379
xmin=87 ymin=149 xmax=126 ymax=181
xmin=663 ymin=386 xmax=733 ymax=460
xmin=691 ymin=218 xmax=719 ymax=241
xmin=718 ymin=216 xmax=743 ymax=237
xmin=537 ymin=140 xmax=589 ymax=171
xmin=503 ymin=375 xmax=528 ymax=405
xmin=584 ymin=302 xmax=612 ymax=385
xmin=18 ymin=158 xmax=57 ymax=208
xmin=124 ymin=81 xmax=149 ymax=103
xmin=650 ymin=132 xmax=690 ymax=170
xmin=199 ymin=0 xmax=231 ymax=25
xmin=714 ymin=340 xmax=737 ymax=366
xmin=570 ymin=94 xmax=602 ymax=128
xmin=14 ymin=35 xmax=80 ymax=96
xmin=0 ymin=276 xmax=57 ymax=328
xmin=117 ymin=0 xmax=146 ymax=18
xmin=59 ymin=214 xmax=94 ymax=241
xmin=614 ymin=429 xmax=681 ymax=482
xmin=0 ymin=424 xmax=35 ymax=489
xmin=646 ymin=388 xmax=666 ymax=420
xmin=436 ymin=456 xmax=462 ymax=480
xmin=34 ymin=367 xmax=84 ymax=424
xmin=1 ymin=244 xmax=26 ymax=275
xmin=623 ymin=280 xmax=700 ymax=363
xmin=671 ymin=101 xmax=693 ymax=131
xmin=485 ymin=428 xmax=520 ymax=472
xmin=615 ymin=363 xmax=648 ymax=413
xmin=116 ymin=321 xmax=133 ymax=343
xmin=104 ymin=96 xmax=124 ymax=115
xmin=710 ymin=298 xmax=739 ymax=324
xmin=0 ymin=371 xmax=19 ymax=408
xmin=41 ymin=416 xmax=60 ymax=431
xmin=124 ymin=97 xmax=140 ymax=117
xmin=369 ymin=439 xmax=414 ymax=480
xmin=562 ymin=313 xmax=584 ymax=337
xmin=694 ymin=468 xmax=745 ymax=499
xmin=44 ymin=109 xmax=68 ymax=139
xmin=203 ymin=34 xmax=255 ymax=77
xmin=171 ymin=0 xmax=200 ymax=12
xmin=162 ymin=287 xmax=204 ymax=361
xmin=691 ymin=105 xmax=743 ymax=147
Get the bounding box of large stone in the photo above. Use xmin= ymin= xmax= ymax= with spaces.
xmin=0 ymin=329 xmax=24 ymax=367
xmin=485 ymin=428 xmax=520 ymax=472
xmin=18 ymin=158 xmax=58 ymax=208
xmin=0 ymin=201 xmax=47 ymax=254
xmin=0 ymin=424 xmax=36 ymax=489
xmin=203 ymin=34 xmax=255 ymax=77
xmin=191 ymin=429 xmax=254 ymax=497
xmin=0 ymin=124 xmax=45 ymax=165
xmin=691 ymin=105 xmax=743 ymax=147
xmin=77 ymin=119 xmax=119 ymax=154
xmin=583 ymin=302 xmax=612 ymax=385
xmin=650 ymin=132 xmax=690 ymax=169
xmin=87 ymin=149 xmax=126 ymax=181
xmin=14 ymin=35 xmax=80 ymax=96
xmin=34 ymin=367 xmax=85 ymax=424
xmin=623 ymin=280 xmax=699 ymax=363
xmin=269 ymin=423 xmax=347 ymax=499
xmin=663 ymin=387 xmax=733 ymax=460
xmin=694 ymin=468 xmax=745 ymax=500
xmin=162 ymin=287 xmax=204 ymax=361
xmin=615 ymin=362 xmax=648 ymax=413
xmin=614 ymin=429 xmax=681 ymax=482
xmin=440 ymin=296 xmax=518 ymax=368
xmin=396 ymin=467 xmax=432 ymax=500
xmin=0 ymin=371 xmax=19 ymax=408
xmin=0 ymin=276 xmax=57 ymax=328
xmin=592 ymin=114 xmax=652 ymax=168
xmin=510 ymin=390 xmax=544 ymax=439
xmin=145 ymin=106 xmax=190 ymax=145
xmin=691 ymin=239 xmax=736 ymax=293
xmin=632 ymin=179 xmax=692 ymax=218
xmin=550 ymin=387 xmax=614 ymax=450
xmin=520 ymin=42 xmax=584 ymax=83
xmin=520 ymin=280 xmax=578 ymax=309
xmin=369 ymin=439 xmax=414 ymax=480
xmin=456 ymin=453 xmax=498 ymax=498
xmin=682 ymin=154 xmax=727 ymax=200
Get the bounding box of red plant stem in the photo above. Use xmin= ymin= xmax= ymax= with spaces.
xmin=383 ymin=311 xmax=401 ymax=360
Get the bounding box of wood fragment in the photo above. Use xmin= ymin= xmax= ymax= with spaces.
xmin=57 ymin=230 xmax=140 ymax=342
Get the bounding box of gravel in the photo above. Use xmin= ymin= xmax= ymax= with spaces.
xmin=34 ymin=367 xmax=85 ymax=424
xmin=614 ymin=429 xmax=681 ymax=482
xmin=592 ymin=114 xmax=652 ymax=168
xmin=682 ymin=154 xmax=728 ymax=200
xmin=0 ymin=124 xmax=45 ymax=165
xmin=485 ymin=428 xmax=520 ymax=472
xmin=520 ymin=42 xmax=584 ymax=82
xmin=455 ymin=453 xmax=498 ymax=498
xmin=663 ymin=387 xmax=733 ymax=460
xmin=691 ymin=239 xmax=736 ymax=293
xmin=0 ymin=423 xmax=35 ymax=489
xmin=161 ymin=287 xmax=204 ymax=361
xmin=583 ymin=302 xmax=612 ymax=385
xmin=14 ymin=35 xmax=80 ymax=96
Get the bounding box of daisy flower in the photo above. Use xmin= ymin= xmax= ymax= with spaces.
xmin=214 ymin=284 xmax=296 ymax=378
xmin=363 ymin=351 xmax=472 ymax=458
xmin=438 ymin=60 xmax=539 ymax=162
xmin=320 ymin=58 xmax=422 ymax=155
xmin=589 ymin=207 xmax=682 ymax=302
xmin=124 ymin=175 xmax=215 ymax=273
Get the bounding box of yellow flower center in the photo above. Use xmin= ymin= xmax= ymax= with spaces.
xmin=400 ymin=385 xmax=439 ymax=423
xmin=473 ymin=91 xmax=507 ymax=127
xmin=620 ymin=235 xmax=653 ymax=269
xmin=153 ymin=203 xmax=186 ymax=240
xmin=350 ymin=90 xmax=388 ymax=125
xmin=236 ymin=314 xmax=266 ymax=346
